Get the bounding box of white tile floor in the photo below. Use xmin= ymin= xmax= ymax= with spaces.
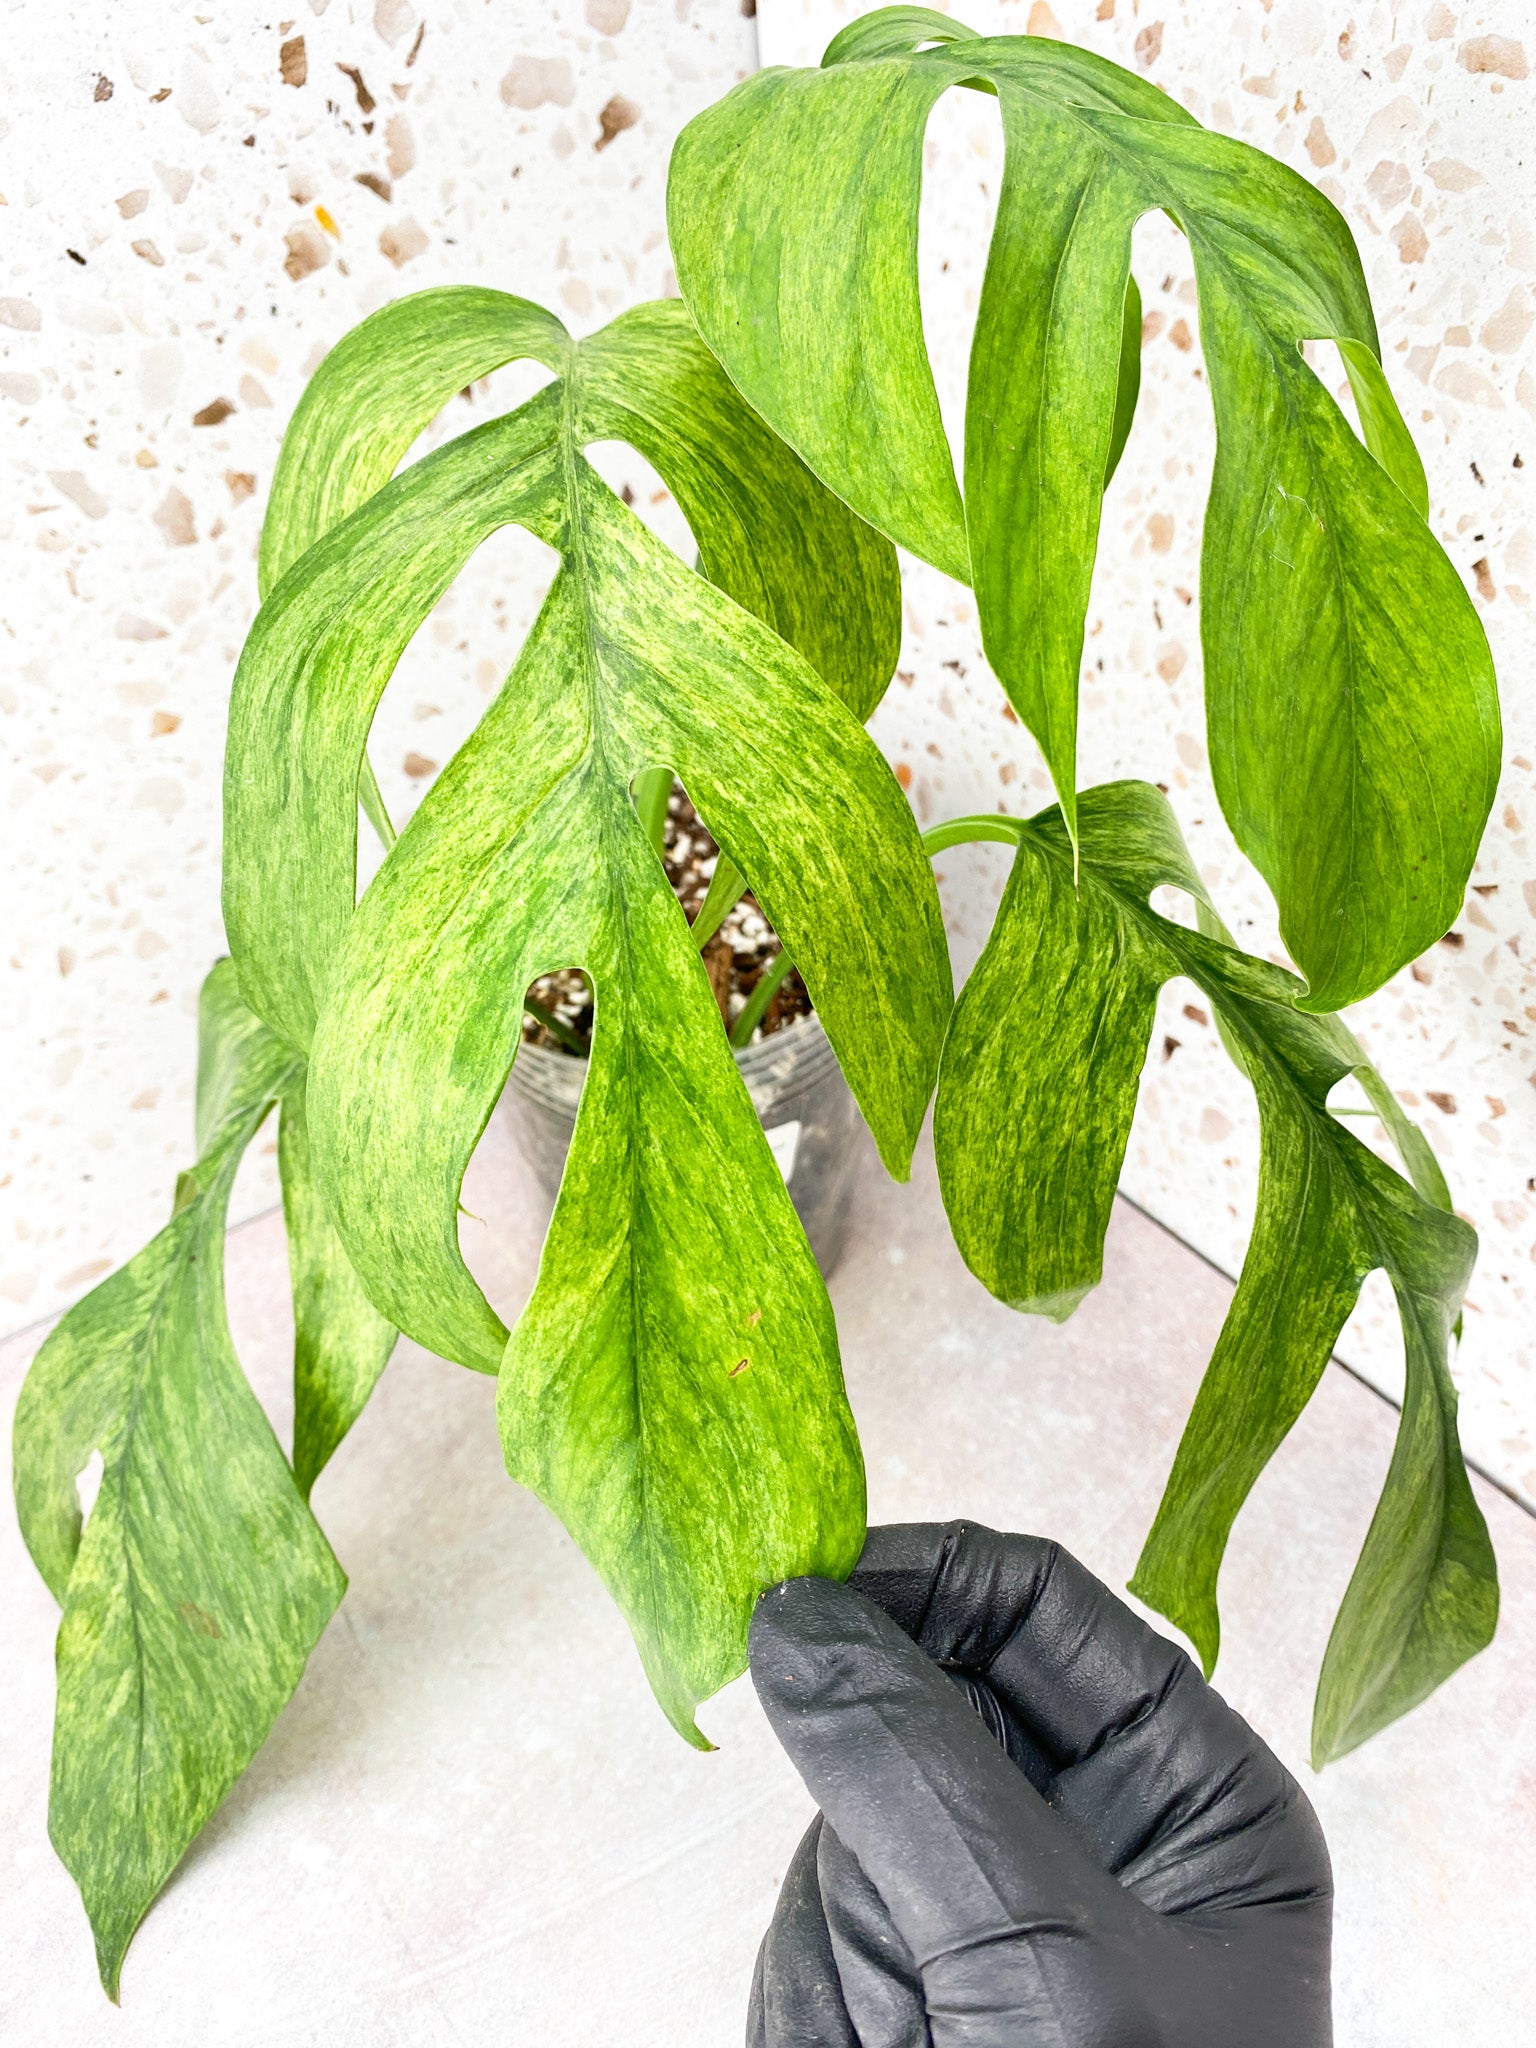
xmin=4 ymin=1113 xmax=1532 ymax=2045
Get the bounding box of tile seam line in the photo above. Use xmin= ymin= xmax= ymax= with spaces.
xmin=7 ymin=1191 xmax=1533 ymax=1525
xmin=1111 ymin=1187 xmax=1536 ymax=1523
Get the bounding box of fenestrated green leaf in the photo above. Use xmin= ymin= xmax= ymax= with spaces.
xmin=932 ymin=781 xmax=1495 ymax=1755
xmin=11 ymin=962 xmax=344 ymax=1996
xmin=227 ymin=392 xmax=565 ymax=1050
xmin=578 ymin=300 xmax=901 ymax=723
xmin=669 ymin=45 xmax=969 ymax=583
xmin=669 ymin=11 xmax=1500 ymax=1005
xmin=227 ymin=295 xmax=946 ymax=1736
xmin=277 ymin=1076 xmax=397 ymax=1500
xmin=258 ymin=287 xmax=570 ymax=596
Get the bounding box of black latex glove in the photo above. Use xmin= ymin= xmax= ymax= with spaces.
xmin=747 ymin=1521 xmax=1332 ymax=2047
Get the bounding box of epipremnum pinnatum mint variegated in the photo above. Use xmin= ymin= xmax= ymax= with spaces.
xmin=668 ymin=8 xmax=1499 ymax=1762
xmin=668 ymin=6 xmax=1500 ymax=1012
xmin=12 ymin=7 xmax=1503 ymax=2001
xmin=14 ymin=283 xmax=946 ymax=1991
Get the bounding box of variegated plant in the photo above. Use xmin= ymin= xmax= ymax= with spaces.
xmin=669 ymin=0 xmax=1498 ymax=1774
xmin=14 ymin=5 xmax=1500 ymax=2000
xmin=16 ymin=289 xmax=948 ymax=1994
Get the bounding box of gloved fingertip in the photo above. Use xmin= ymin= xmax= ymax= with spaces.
xmin=749 ymin=1576 xmax=888 ymax=1714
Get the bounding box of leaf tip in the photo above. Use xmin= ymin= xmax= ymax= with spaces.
xmin=1126 ymin=1568 xmax=1219 ymax=1681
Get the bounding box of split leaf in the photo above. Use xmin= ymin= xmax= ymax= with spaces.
xmin=669 ymin=10 xmax=1499 ymax=1005
xmin=11 ymin=963 xmax=344 ymax=1996
xmin=932 ymin=781 xmax=1496 ymax=1756
xmin=227 ymin=292 xmax=945 ymax=1735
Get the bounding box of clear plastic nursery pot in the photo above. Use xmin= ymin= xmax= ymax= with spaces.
xmin=503 ymin=1010 xmax=861 ymax=1278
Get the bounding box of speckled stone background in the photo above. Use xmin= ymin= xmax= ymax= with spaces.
xmin=1 ymin=0 xmax=749 ymax=1332
xmin=762 ymin=0 xmax=1536 ymax=1506
xmin=4 ymin=0 xmax=1534 ymax=1507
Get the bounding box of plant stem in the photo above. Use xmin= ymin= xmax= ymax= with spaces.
xmin=358 ymin=752 xmax=398 ymax=851
xmin=632 ymin=766 xmax=673 ymax=857
xmin=691 ymin=855 xmax=747 ymax=951
xmin=729 ymin=946 xmax=796 ymax=1049
xmin=920 ymin=814 xmax=1023 ymax=856
xmin=522 ymin=994 xmax=590 ymax=1058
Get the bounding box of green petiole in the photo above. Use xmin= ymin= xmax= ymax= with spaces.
xmin=920 ymin=814 xmax=1024 ymax=856
xmin=729 ymin=945 xmax=797 ymax=1049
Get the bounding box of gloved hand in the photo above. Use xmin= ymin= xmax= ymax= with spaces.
xmin=747 ymin=1521 xmax=1332 ymax=2047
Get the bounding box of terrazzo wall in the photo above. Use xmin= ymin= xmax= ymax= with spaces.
xmin=762 ymin=0 xmax=1536 ymax=1506
xmin=2 ymin=2 xmax=753 ymax=1332
xmin=4 ymin=1 xmax=1532 ymax=1507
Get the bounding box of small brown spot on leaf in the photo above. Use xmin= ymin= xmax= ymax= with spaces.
xmin=596 ymin=93 xmax=639 ymax=150
xmin=192 ymin=396 xmax=235 ymax=427
xmin=728 ymin=1358 xmax=750 ymax=1379
xmin=178 ymin=1600 xmax=222 ymax=1638
xmin=403 ymin=751 xmax=437 ymax=778
xmin=745 ymin=1308 xmax=762 ymax=1328
xmin=280 ymin=35 xmax=308 ymax=87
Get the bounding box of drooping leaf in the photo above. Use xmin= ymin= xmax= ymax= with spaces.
xmin=277 ymin=1076 xmax=397 ymax=1500
xmin=931 ymin=781 xmax=1496 ymax=1755
xmin=226 ymin=293 xmax=946 ymax=1736
xmin=258 ymin=288 xmax=571 ymax=597
xmin=669 ymin=11 xmax=1499 ymax=1005
xmin=11 ymin=962 xmax=344 ymax=1995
